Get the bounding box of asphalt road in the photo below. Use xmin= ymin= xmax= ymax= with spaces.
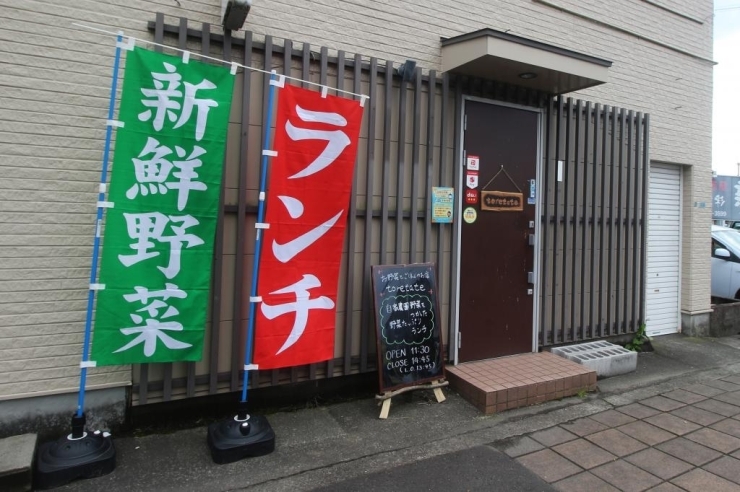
xmin=311 ymin=445 xmax=555 ymax=492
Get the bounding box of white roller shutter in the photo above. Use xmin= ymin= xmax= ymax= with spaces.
xmin=645 ymin=164 xmax=681 ymax=336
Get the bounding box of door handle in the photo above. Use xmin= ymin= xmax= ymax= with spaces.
xmin=528 ymin=272 xmax=534 ymax=284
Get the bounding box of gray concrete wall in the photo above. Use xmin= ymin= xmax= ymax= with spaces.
xmin=709 ymin=303 xmax=740 ymax=338
xmin=0 ymin=387 xmax=127 ymax=440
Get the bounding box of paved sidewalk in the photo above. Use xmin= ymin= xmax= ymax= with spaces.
xmin=498 ymin=375 xmax=740 ymax=491
xmin=57 ymin=335 xmax=740 ymax=491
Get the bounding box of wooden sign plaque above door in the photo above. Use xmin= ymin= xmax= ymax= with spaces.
xmin=479 ymin=165 xmax=524 ymax=212
xmin=481 ymin=190 xmax=523 ymax=211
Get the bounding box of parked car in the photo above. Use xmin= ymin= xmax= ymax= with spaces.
xmin=711 ymin=225 xmax=740 ymax=300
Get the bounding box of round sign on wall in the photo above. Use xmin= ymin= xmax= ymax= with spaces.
xmin=463 ymin=207 xmax=477 ymax=224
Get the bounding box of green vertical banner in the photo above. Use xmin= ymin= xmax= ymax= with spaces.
xmin=92 ymin=47 xmax=235 ymax=365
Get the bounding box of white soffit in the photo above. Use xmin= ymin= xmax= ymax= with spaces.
xmin=441 ymin=29 xmax=612 ymax=95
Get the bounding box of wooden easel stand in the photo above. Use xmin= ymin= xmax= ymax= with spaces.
xmin=375 ymin=379 xmax=448 ymax=419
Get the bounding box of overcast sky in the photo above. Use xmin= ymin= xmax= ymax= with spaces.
xmin=713 ymin=0 xmax=740 ymax=176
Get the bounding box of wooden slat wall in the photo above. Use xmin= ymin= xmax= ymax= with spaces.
xmin=132 ymin=16 xmax=458 ymax=404
xmin=131 ymin=15 xmax=648 ymax=404
xmin=539 ymin=97 xmax=649 ymax=345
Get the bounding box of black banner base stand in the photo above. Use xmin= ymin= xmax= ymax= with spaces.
xmin=34 ymin=413 xmax=116 ymax=490
xmin=207 ymin=402 xmax=275 ymax=464
xmin=375 ymin=379 xmax=448 ymax=419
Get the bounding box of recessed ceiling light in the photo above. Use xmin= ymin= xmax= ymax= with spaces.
xmin=519 ymin=72 xmax=537 ymax=79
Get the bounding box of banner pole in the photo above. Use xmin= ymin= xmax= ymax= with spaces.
xmin=34 ymin=35 xmax=123 ymax=489
xmin=205 ymin=71 xmax=277 ymax=465
xmin=77 ymin=34 xmax=125 ymax=418
xmin=241 ymin=71 xmax=279 ymax=405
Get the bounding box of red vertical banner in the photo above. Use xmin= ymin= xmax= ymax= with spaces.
xmin=254 ymin=85 xmax=364 ymax=369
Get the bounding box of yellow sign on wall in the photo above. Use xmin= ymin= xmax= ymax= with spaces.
xmin=431 ymin=187 xmax=454 ymax=223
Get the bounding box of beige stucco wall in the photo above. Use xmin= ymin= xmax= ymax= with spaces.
xmin=0 ymin=0 xmax=713 ymax=399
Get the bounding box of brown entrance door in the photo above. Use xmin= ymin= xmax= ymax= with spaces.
xmin=458 ymin=101 xmax=539 ymax=363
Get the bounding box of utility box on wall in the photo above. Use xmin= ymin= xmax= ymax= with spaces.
xmin=221 ymin=0 xmax=252 ymax=30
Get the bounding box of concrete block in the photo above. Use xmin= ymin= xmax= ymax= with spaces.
xmin=0 ymin=433 xmax=37 ymax=492
xmin=682 ymin=311 xmax=711 ymax=337
xmin=709 ymin=302 xmax=740 ymax=337
xmin=551 ymin=341 xmax=637 ymax=378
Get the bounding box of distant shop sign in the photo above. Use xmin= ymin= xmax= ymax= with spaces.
xmin=713 ymin=175 xmax=739 ymax=221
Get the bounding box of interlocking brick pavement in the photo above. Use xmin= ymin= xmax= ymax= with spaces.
xmin=516 ymin=449 xmax=582 ymax=483
xmin=671 ymin=469 xmax=740 ymax=492
xmin=617 ymin=421 xmax=674 ymax=446
xmin=494 ymin=435 xmax=545 ymax=458
xmin=684 ymin=428 xmax=740 ymax=453
xmin=507 ymin=375 xmax=740 ymax=491
xmin=644 ymin=413 xmax=701 ymax=435
xmin=553 ymin=471 xmax=620 ymax=492
xmin=704 ymin=456 xmax=740 ymax=485
xmin=641 ymin=396 xmax=687 ymax=412
xmin=681 ymin=383 xmax=725 ymax=398
xmin=590 ymin=409 xmax=637 ymax=427
xmin=585 ymin=429 xmax=648 ymax=457
xmin=616 ymin=402 xmax=662 ymax=420
xmin=552 ymin=439 xmax=617 ymax=469
xmin=694 ymin=398 xmax=740 ymax=417
xmin=560 ymin=416 xmax=609 ymax=437
xmin=670 ymin=405 xmax=726 ymax=426
xmin=661 ymin=389 xmax=708 ymax=405
xmin=657 ymin=438 xmax=722 ymax=466
xmin=645 ymin=483 xmax=685 ymax=492
xmin=591 ymin=460 xmax=662 ymax=492
xmin=712 ymin=418 xmax=740 ymax=439
xmin=530 ymin=426 xmax=579 ymax=447
xmin=624 ymin=449 xmax=693 ymax=480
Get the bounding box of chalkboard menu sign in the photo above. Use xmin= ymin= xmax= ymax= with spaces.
xmin=371 ymin=263 xmax=445 ymax=392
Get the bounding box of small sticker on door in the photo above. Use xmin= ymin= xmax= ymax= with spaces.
xmin=466 ymin=171 xmax=479 ymax=189
xmin=528 ymin=179 xmax=536 ymax=204
xmin=463 ymin=207 xmax=477 ymax=224
xmin=466 ymin=155 xmax=480 ymax=171
xmin=465 ymin=189 xmax=478 ymax=204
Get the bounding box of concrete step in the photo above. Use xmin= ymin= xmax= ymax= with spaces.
xmin=0 ymin=433 xmax=37 ymax=492
xmin=551 ymin=341 xmax=637 ymax=378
